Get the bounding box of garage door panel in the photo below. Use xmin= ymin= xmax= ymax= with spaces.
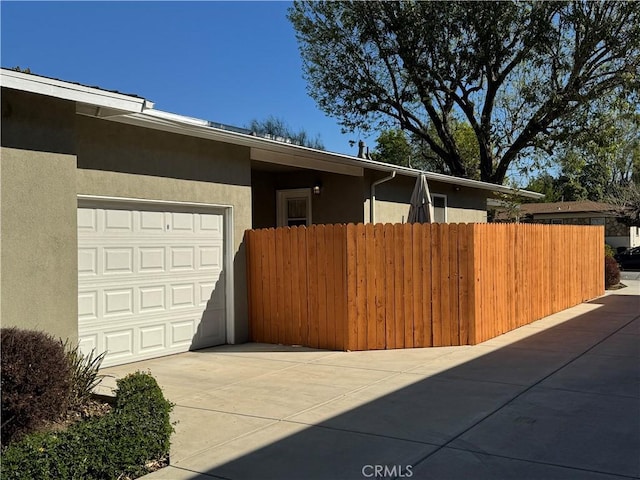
xmin=200 ymin=245 xmax=222 ymax=269
xmin=139 ymin=286 xmax=166 ymax=312
xmin=78 ymin=205 xmax=226 ymax=367
xmin=171 ymin=212 xmax=195 ymax=231
xmin=103 ymin=248 xmax=134 ymax=274
xmin=104 ymin=209 xmax=133 ymax=231
xmin=79 ymin=335 xmax=97 ymax=355
xmin=139 ymin=211 xmax=165 ymax=232
xmin=170 ymin=284 xmax=196 ymax=308
xmin=78 ymin=248 xmax=98 ymax=275
xmin=78 ymin=292 xmax=98 ymax=320
xmin=200 ymin=214 xmax=222 ymax=232
xmin=170 ymin=247 xmax=195 ymax=271
xmin=104 ymin=329 xmax=134 ymax=357
xmin=104 ymin=288 xmax=134 ymax=317
xmin=78 ymin=208 xmax=98 ymax=232
xmin=139 ymin=326 xmax=166 ymax=353
xmin=199 ymin=282 xmax=216 ymax=306
xmin=139 ymin=247 xmax=166 ymax=272
xmin=171 ymin=320 xmax=196 ymax=345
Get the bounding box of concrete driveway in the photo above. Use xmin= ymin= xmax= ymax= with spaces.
xmin=100 ymin=281 xmax=640 ymax=480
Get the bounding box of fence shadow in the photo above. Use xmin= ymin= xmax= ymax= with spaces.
xmin=177 ymin=293 xmax=639 ymax=480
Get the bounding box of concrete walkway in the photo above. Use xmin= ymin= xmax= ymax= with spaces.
xmin=101 ymin=281 xmax=640 ymax=480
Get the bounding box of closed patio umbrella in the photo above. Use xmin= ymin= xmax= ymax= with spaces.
xmin=407 ymin=173 xmax=434 ymax=223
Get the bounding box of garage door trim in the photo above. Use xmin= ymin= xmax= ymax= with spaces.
xmin=77 ymin=194 xmax=235 ymax=346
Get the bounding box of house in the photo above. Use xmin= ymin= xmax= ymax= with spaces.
xmin=513 ymin=201 xmax=640 ymax=250
xmin=0 ymin=69 xmax=542 ymax=366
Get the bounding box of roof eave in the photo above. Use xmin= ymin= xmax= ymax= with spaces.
xmin=106 ymin=109 xmax=543 ymax=199
xmin=0 ymin=68 xmax=151 ymax=113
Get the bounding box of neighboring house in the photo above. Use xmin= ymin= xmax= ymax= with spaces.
xmin=512 ymin=201 xmax=640 ymax=250
xmin=0 ymin=69 xmax=542 ymax=366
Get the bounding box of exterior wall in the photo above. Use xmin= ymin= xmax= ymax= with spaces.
xmin=1 ymin=86 xmax=254 ymax=344
xmin=76 ymin=117 xmax=253 ymax=342
xmin=364 ymin=172 xmax=488 ymax=224
xmin=1 ymin=89 xmax=75 ymax=154
xmin=0 ymin=148 xmax=79 ymax=342
xmin=251 ymin=168 xmax=364 ymax=228
xmin=1 ymin=90 xmax=78 ymax=341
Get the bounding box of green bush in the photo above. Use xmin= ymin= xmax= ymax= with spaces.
xmin=605 ymin=256 xmax=621 ymax=288
xmin=605 ymin=244 xmax=615 ymax=258
xmin=1 ymin=372 xmax=174 ymax=480
xmin=1 ymin=328 xmax=71 ymax=446
xmin=64 ymin=343 xmax=107 ymax=410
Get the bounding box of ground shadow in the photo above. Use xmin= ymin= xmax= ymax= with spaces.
xmin=174 ymin=293 xmax=640 ymax=480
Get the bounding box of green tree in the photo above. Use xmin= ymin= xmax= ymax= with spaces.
xmin=526 ymin=173 xmax=562 ymax=202
xmin=247 ymin=116 xmax=325 ymax=150
xmin=289 ymin=1 xmax=640 ymax=184
xmin=370 ymin=129 xmax=416 ymax=168
xmin=372 ymin=121 xmax=481 ymax=179
xmin=527 ymin=108 xmax=640 ymax=202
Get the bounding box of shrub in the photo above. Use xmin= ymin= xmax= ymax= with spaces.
xmin=605 ymin=244 xmax=615 ymax=258
xmin=64 ymin=343 xmax=106 ymax=410
xmin=1 ymin=372 xmax=174 ymax=480
xmin=1 ymin=328 xmax=71 ymax=446
xmin=605 ymin=256 xmax=621 ymax=288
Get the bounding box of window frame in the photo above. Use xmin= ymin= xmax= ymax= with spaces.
xmin=276 ymin=188 xmax=312 ymax=227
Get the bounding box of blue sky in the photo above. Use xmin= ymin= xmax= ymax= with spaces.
xmin=1 ymin=1 xmax=368 ymax=155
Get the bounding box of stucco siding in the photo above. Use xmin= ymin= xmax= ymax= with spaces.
xmin=251 ymin=168 xmax=364 ymax=228
xmin=76 ymin=117 xmax=253 ymax=342
xmin=1 ymin=89 xmax=75 ymax=155
xmin=365 ymin=173 xmax=488 ymax=224
xmin=447 ymin=203 xmax=488 ymax=223
xmin=0 ymin=147 xmax=78 ymax=342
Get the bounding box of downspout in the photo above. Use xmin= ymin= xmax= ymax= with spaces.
xmin=370 ymin=171 xmax=396 ymax=224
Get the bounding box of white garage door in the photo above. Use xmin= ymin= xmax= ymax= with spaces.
xmin=77 ymin=204 xmax=226 ymax=367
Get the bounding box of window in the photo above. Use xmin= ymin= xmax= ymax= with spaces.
xmin=276 ymin=189 xmax=312 ymax=227
xmin=432 ymin=194 xmax=447 ymax=223
xmin=551 ymin=219 xmax=563 ymax=225
xmin=590 ymin=217 xmax=605 ymax=225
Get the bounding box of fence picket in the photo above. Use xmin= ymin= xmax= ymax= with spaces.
xmin=384 ymin=224 xmax=396 ymax=349
xmin=346 ymin=224 xmax=358 ymax=350
xmin=365 ymin=223 xmax=377 ymax=349
xmin=412 ymin=224 xmax=424 ymax=347
xmin=403 ymin=224 xmax=414 ymax=348
xmin=355 ymin=224 xmax=368 ymax=350
xmin=374 ymin=224 xmax=386 ymax=350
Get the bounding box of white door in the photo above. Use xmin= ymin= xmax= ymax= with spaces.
xmin=77 ymin=204 xmax=226 ymax=367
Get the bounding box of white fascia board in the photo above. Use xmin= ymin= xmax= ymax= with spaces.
xmin=0 ymin=69 xmax=151 ymax=113
xmin=108 ymin=108 xmax=543 ymax=199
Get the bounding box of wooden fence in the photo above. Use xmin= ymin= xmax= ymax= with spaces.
xmin=245 ymin=223 xmax=604 ymax=350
